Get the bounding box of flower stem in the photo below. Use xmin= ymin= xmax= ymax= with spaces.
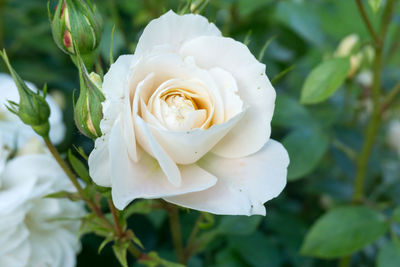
xmin=184 ymin=213 xmax=204 ymax=261
xmin=44 ymin=137 xmax=107 ymax=222
xmin=352 ymin=0 xmax=395 ymax=203
xmin=108 ymin=198 xmax=123 ymax=237
xmin=165 ymin=203 xmax=185 ymax=263
xmin=380 ymin=80 xmax=400 ymax=113
xmin=355 ymin=0 xmax=379 ymax=44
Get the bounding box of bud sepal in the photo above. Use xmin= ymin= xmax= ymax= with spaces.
xmin=0 ymin=50 xmax=51 ymax=138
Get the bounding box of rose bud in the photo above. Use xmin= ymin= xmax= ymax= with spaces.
xmin=0 ymin=50 xmax=50 ymax=138
xmin=74 ymin=58 xmax=105 ymax=139
xmin=48 ymin=0 xmax=103 ymax=56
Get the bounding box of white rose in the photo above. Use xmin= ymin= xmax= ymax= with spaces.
xmin=0 ymin=138 xmax=85 ymax=267
xmin=0 ymin=73 xmax=65 ymax=147
xmin=89 ymin=11 xmax=289 ymax=215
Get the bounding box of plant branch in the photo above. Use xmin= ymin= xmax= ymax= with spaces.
xmin=108 ymin=198 xmax=123 ymax=237
xmin=184 ymin=213 xmax=204 ymax=261
xmin=353 ymin=0 xmax=395 ymax=202
xmin=355 ymin=0 xmax=379 ymax=44
xmin=381 ymin=81 xmax=400 ymax=113
xmin=164 ymin=202 xmax=184 ymax=263
xmin=44 ymin=137 xmax=110 ymax=227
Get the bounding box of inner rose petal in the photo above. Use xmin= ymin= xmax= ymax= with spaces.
xmin=144 ymin=79 xmax=215 ymax=131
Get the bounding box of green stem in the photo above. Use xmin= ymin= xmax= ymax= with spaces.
xmin=355 ymin=0 xmax=379 ymax=44
xmin=44 ymin=137 xmax=84 ymax=195
xmin=108 ymin=198 xmax=123 ymax=237
xmin=184 ymin=213 xmax=204 ymax=261
xmin=166 ymin=203 xmax=185 ymax=263
xmin=381 ymin=81 xmax=400 ymax=113
xmin=44 ymin=138 xmax=107 ymax=220
xmin=353 ymin=0 xmax=395 ymax=203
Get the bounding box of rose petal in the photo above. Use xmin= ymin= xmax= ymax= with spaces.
xmin=180 ymin=36 xmax=276 ymax=158
xmin=107 ymin=116 xmax=217 ymax=209
xmin=148 ymin=109 xmax=246 ymax=164
xmin=102 ymin=55 xmax=135 ymax=99
xmin=135 ymin=10 xmax=221 ymax=55
xmin=88 ymin=136 xmax=112 ymax=187
xmin=164 ymin=140 xmax=289 ymax=216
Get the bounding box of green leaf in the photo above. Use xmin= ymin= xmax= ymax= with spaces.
xmin=124 ymin=199 xmax=159 ymax=218
xmin=300 ymin=206 xmax=389 ymax=258
xmin=98 ymin=234 xmax=114 ymax=254
xmin=78 ymin=214 xmax=110 ymax=238
xmin=275 ymin=1 xmax=325 ymax=46
xmin=282 ymin=127 xmax=329 ymax=181
xmin=300 ymin=57 xmax=350 ymax=104
xmin=45 ymin=190 xmax=81 ymax=201
xmin=377 ymin=241 xmax=400 ymax=267
xmin=68 ymin=150 xmax=91 ymax=184
xmin=126 ymin=230 xmax=144 ymax=249
xmin=229 ymin=233 xmax=281 ymax=267
xmin=392 ymin=206 xmax=400 ymax=224
xmin=273 ymin=94 xmax=315 ymax=129
xmin=217 ymin=215 xmax=262 ymax=235
xmin=238 ymin=0 xmax=272 ymax=16
xmin=112 ymin=241 xmax=129 ymax=267
xmin=368 ymin=0 xmax=382 ymax=14
xmin=138 ymin=251 xmax=184 ymax=267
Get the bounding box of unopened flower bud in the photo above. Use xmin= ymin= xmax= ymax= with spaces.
xmin=334 ymin=34 xmax=361 ymax=78
xmin=74 ymin=59 xmax=105 ymax=139
xmin=0 ymin=50 xmax=50 ymax=138
xmin=48 ymin=0 xmax=103 ymax=56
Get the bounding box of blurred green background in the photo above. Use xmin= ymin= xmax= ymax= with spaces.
xmin=1 ymin=0 xmax=400 ymax=266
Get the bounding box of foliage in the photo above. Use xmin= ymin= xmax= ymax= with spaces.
xmin=1 ymin=0 xmax=399 ymax=266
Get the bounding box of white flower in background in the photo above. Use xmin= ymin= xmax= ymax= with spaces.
xmin=388 ymin=120 xmax=400 ymax=156
xmin=0 ymin=137 xmax=85 ymax=267
xmin=0 ymin=73 xmax=65 ymax=148
xmin=89 ymin=11 xmax=289 ymax=215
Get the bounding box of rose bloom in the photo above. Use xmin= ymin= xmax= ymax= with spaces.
xmin=89 ymin=11 xmax=289 ymax=215
xmin=0 ymin=137 xmax=85 ymax=267
xmin=0 ymin=73 xmax=65 ymax=147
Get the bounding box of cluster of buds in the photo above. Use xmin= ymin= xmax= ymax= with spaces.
xmin=0 ymin=50 xmax=50 ymax=138
xmin=48 ymin=0 xmax=102 ymax=57
xmin=74 ymin=57 xmax=104 ymax=139
xmin=334 ymin=34 xmax=374 ymax=78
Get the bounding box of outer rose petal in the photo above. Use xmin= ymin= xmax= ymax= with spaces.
xmin=164 ymin=140 xmax=289 ymax=216
xmin=180 ymin=36 xmax=276 ymax=158
xmin=108 ymin=116 xmax=217 ymax=210
xmin=135 ymin=10 xmax=221 ymax=55
xmin=102 ymin=55 xmax=135 ymax=99
xmin=88 ymin=137 xmax=112 ymax=186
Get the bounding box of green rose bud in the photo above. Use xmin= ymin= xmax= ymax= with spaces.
xmin=0 ymin=50 xmax=50 ymax=138
xmin=48 ymin=0 xmax=103 ymax=56
xmin=74 ymin=58 xmax=105 ymax=139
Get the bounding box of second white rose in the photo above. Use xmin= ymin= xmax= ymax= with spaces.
xmin=89 ymin=10 xmax=289 ymax=215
